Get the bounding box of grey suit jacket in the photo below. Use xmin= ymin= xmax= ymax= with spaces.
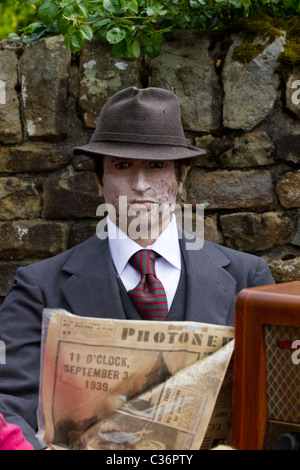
xmin=0 ymin=233 xmax=274 ymax=448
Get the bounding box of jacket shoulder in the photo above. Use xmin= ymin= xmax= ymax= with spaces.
xmin=21 ymin=235 xmax=104 ymax=274
xmin=200 ymin=240 xmax=274 ymax=286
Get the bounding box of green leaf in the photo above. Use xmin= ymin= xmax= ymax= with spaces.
xmin=28 ymin=0 xmax=44 ymax=5
xmin=38 ymin=0 xmax=59 ymax=24
xmin=119 ymin=19 xmax=135 ymax=28
xmin=146 ymin=2 xmax=167 ymax=16
xmin=136 ymin=32 xmax=150 ymax=47
xmin=227 ymin=0 xmax=242 ymax=7
xmin=106 ymin=27 xmax=126 ymax=44
xmin=71 ymin=30 xmax=85 ymax=50
xmin=64 ymin=25 xmax=75 ymax=48
xmin=103 ymin=0 xmax=120 ymax=14
xmin=56 ymin=14 xmax=69 ymax=34
xmin=63 ymin=5 xmax=78 ymax=18
xmin=57 ymin=0 xmax=70 ymax=7
xmin=8 ymin=32 xmax=21 ymax=39
xmin=113 ymin=37 xmax=132 ymax=57
xmin=78 ymin=4 xmax=89 ymax=18
xmin=93 ymin=18 xmax=111 ymax=29
xmin=81 ymin=25 xmax=94 ymax=40
xmin=146 ymin=7 xmax=155 ymax=16
xmin=130 ymin=0 xmax=139 ymax=14
xmin=22 ymin=21 xmax=44 ymax=34
xmin=97 ymin=26 xmax=110 ymax=43
xmin=132 ymin=38 xmax=140 ymax=57
xmin=144 ymin=32 xmax=162 ymax=58
xmin=121 ymin=0 xmax=138 ymax=13
xmin=30 ymin=26 xmax=49 ymax=41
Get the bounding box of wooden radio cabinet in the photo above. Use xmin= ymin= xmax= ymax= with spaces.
xmin=232 ymin=281 xmax=300 ymax=450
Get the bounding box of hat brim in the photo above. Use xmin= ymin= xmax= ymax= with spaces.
xmin=73 ymin=141 xmax=206 ymax=160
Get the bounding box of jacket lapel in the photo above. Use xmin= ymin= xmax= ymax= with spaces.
xmin=61 ymin=235 xmax=126 ymax=320
xmin=60 ymin=230 xmax=237 ymax=325
xmin=180 ymin=235 xmax=237 ymax=325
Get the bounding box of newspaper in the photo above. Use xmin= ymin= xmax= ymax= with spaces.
xmin=37 ymin=309 xmax=234 ymax=450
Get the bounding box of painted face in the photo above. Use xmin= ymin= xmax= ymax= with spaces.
xmin=98 ymin=157 xmax=183 ymax=244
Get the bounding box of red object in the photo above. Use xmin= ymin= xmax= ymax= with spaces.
xmin=277 ymin=340 xmax=295 ymax=349
xmin=128 ymin=250 xmax=168 ymax=320
xmin=0 ymin=413 xmax=34 ymax=450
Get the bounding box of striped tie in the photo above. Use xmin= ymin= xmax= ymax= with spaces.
xmin=128 ymin=250 xmax=168 ymax=321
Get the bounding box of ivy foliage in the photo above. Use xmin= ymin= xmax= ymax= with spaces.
xmin=6 ymin=0 xmax=300 ymax=58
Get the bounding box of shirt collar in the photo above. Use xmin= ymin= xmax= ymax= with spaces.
xmin=107 ymin=214 xmax=181 ymax=276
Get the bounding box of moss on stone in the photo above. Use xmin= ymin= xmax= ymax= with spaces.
xmin=277 ymin=15 xmax=300 ymax=79
xmin=227 ymin=14 xmax=283 ymax=67
xmin=223 ymin=13 xmax=300 ymax=79
xmin=226 ymin=13 xmax=285 ymax=44
xmin=232 ymin=43 xmax=265 ymax=64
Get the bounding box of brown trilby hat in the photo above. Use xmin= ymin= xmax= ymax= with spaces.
xmin=73 ymin=86 xmax=206 ymax=160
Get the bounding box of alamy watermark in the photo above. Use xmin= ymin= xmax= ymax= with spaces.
xmin=0 ymin=340 xmax=6 ymax=364
xmin=291 ymin=340 xmax=300 ymax=365
xmin=0 ymin=80 xmax=5 ymax=105
xmin=96 ymin=197 xmax=205 ymax=250
xmin=291 ymin=80 xmax=300 ymax=105
xmin=278 ymin=339 xmax=300 ymax=365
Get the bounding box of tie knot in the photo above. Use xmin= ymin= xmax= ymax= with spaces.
xmin=129 ymin=250 xmax=160 ymax=276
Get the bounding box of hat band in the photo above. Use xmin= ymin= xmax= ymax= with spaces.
xmin=91 ymin=132 xmax=191 ymax=147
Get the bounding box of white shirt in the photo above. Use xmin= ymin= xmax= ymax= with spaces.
xmin=107 ymin=215 xmax=181 ymax=309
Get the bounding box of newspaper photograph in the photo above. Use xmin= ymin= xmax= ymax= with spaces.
xmin=37 ymin=309 xmax=234 ymax=450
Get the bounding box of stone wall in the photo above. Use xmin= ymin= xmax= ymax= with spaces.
xmin=0 ymin=30 xmax=300 ymax=303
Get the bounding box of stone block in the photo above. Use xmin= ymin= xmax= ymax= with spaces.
xmin=203 ymin=215 xmax=224 ymax=244
xmin=0 ymin=177 xmax=41 ymax=220
xmin=291 ymin=210 xmax=300 ymax=246
xmin=148 ymin=34 xmax=220 ymax=132
xmin=0 ymin=48 xmax=22 ymax=143
xmin=194 ymin=132 xmax=275 ymax=168
xmin=0 ymin=220 xmax=68 ymax=260
xmin=78 ymin=38 xmax=141 ymax=128
xmin=222 ymin=34 xmax=285 ymax=131
xmin=220 ymin=211 xmax=292 ymax=252
xmin=43 ymin=170 xmax=102 ymax=219
xmin=68 ymin=220 xmax=98 ymax=247
xmin=276 ymin=135 xmax=300 ymax=164
xmin=194 ymin=135 xmax=231 ymax=168
xmin=219 ymin=131 xmax=275 ymax=167
xmin=276 ymin=170 xmax=300 ymax=208
xmin=0 ymin=262 xmax=23 ymax=296
xmin=0 ymin=146 xmax=70 ymax=173
xmin=20 ymin=35 xmax=71 ymax=140
xmin=72 ymin=154 xmax=94 ymax=172
xmin=267 ymin=256 xmax=300 ymax=283
xmin=187 ymin=169 xmax=275 ymax=210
